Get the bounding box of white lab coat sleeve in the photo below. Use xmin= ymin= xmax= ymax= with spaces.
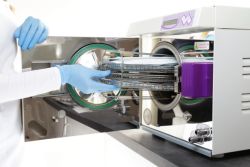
xmin=0 ymin=67 xmax=61 ymax=103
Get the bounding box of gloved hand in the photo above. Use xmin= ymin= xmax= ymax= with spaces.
xmin=58 ymin=64 xmax=118 ymax=94
xmin=14 ymin=16 xmax=48 ymax=51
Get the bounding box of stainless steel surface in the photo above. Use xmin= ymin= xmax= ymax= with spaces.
xmin=23 ymin=97 xmax=98 ymax=141
xmin=23 ymin=97 xmax=66 ymax=140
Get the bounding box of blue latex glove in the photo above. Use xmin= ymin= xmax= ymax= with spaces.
xmin=14 ymin=16 xmax=48 ymax=51
xmin=58 ymin=64 xmax=118 ymax=94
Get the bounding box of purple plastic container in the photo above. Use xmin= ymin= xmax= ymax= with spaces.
xmin=181 ymin=62 xmax=213 ymax=98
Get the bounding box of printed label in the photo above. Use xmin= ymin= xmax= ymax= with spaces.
xmin=194 ymin=42 xmax=210 ymax=50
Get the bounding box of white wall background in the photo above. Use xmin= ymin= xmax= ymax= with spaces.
xmin=10 ymin=0 xmax=250 ymax=37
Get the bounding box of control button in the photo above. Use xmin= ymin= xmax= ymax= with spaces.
xmin=143 ymin=108 xmax=152 ymax=125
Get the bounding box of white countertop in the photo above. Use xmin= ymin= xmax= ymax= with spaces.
xmin=20 ymin=132 xmax=174 ymax=167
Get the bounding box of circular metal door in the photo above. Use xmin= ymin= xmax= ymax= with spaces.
xmin=149 ymin=41 xmax=181 ymax=111
xmin=67 ymin=43 xmax=124 ymax=110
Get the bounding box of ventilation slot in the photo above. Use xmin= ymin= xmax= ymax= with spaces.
xmin=242 ymin=93 xmax=250 ymax=114
xmin=243 ymin=58 xmax=250 ymax=79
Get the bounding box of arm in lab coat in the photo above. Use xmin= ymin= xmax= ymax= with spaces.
xmin=0 ymin=67 xmax=61 ymax=103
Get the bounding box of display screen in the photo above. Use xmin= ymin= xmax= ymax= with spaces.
xmin=162 ymin=19 xmax=178 ymax=26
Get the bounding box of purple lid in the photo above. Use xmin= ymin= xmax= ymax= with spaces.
xmin=181 ymin=62 xmax=213 ymax=98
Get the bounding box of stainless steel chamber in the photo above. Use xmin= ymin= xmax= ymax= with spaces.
xmin=94 ymin=38 xmax=213 ymax=127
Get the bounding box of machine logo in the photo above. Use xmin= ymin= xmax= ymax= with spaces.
xmin=181 ymin=14 xmax=192 ymax=25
